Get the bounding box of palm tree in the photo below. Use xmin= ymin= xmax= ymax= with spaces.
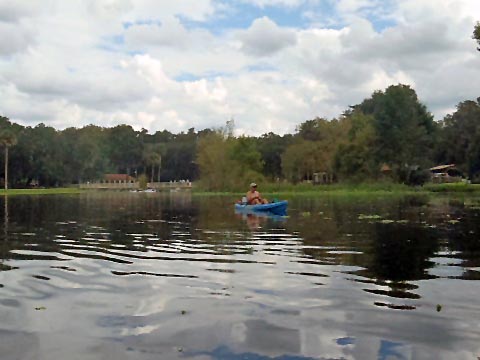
xmin=0 ymin=131 xmax=17 ymax=190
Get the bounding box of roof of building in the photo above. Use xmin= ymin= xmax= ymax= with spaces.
xmin=380 ymin=163 xmax=392 ymax=172
xmin=429 ymin=164 xmax=456 ymax=171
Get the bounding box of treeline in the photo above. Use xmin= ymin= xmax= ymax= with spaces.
xmin=1 ymin=84 xmax=479 ymax=189
xmin=0 ymin=120 xmax=211 ymax=187
xmin=198 ymin=85 xmax=480 ymax=190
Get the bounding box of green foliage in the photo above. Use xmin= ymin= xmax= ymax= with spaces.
xmin=335 ymin=112 xmax=377 ymax=180
xmin=424 ymin=182 xmax=480 ymax=193
xmin=197 ymin=130 xmax=264 ymax=191
xmin=283 ymin=118 xmax=350 ymax=182
xmin=405 ymin=168 xmax=431 ymax=186
xmin=107 ymin=125 xmax=143 ymax=173
xmin=0 ymin=129 xmax=17 ymax=148
xmin=439 ymin=99 xmax=480 ymax=179
xmin=357 ymin=84 xmax=436 ymax=179
xmin=138 ymin=174 xmax=148 ymax=190
xmin=0 ymin=126 xmax=18 ymax=189
xmin=229 ymin=136 xmax=264 ymax=173
xmin=474 ymin=22 xmax=480 ymax=51
xmin=256 ymin=132 xmax=293 ymax=179
xmin=282 ymin=140 xmax=320 ymax=182
xmin=0 ymin=116 xmax=204 ymax=188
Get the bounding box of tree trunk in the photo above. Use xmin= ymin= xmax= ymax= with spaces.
xmin=3 ymin=194 xmax=8 ymax=262
xmin=4 ymin=146 xmax=8 ymax=190
xmin=157 ymin=156 xmax=162 ymax=182
xmin=151 ymin=165 xmax=154 ymax=183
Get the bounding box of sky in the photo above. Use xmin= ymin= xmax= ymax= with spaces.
xmin=0 ymin=0 xmax=479 ymax=135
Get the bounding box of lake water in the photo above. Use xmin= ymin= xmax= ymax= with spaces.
xmin=0 ymin=192 xmax=479 ymax=359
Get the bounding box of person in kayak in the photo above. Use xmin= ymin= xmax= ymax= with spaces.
xmin=246 ymin=183 xmax=268 ymax=205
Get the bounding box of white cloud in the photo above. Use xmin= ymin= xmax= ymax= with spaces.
xmin=124 ymin=0 xmax=216 ymax=22
xmin=240 ymin=0 xmax=305 ymax=8
xmin=0 ymin=1 xmax=44 ymax=22
xmin=1 ymin=0 xmax=480 ymax=135
xmin=125 ymin=17 xmax=189 ymax=49
xmin=336 ymin=0 xmax=381 ymax=16
xmin=0 ymin=22 xmax=34 ymax=55
xmin=124 ymin=16 xmax=215 ymax=51
xmin=237 ymin=17 xmax=297 ymax=56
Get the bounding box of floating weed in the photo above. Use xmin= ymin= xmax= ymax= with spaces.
xmin=358 ymin=214 xmax=382 ymax=220
xmin=380 ymin=219 xmax=395 ymax=224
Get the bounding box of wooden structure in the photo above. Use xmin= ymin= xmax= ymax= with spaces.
xmin=80 ymin=181 xmax=192 ymax=190
xmin=380 ymin=163 xmax=392 ymax=174
xmin=429 ymin=164 xmax=463 ymax=183
xmin=313 ymin=172 xmax=334 ymax=184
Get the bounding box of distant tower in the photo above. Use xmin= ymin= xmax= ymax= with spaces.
xmin=226 ymin=117 xmax=235 ymax=138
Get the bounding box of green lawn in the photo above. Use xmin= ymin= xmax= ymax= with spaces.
xmin=193 ymin=182 xmax=480 ymax=196
xmin=0 ymin=188 xmax=84 ymax=196
xmin=2 ymin=182 xmax=479 ymax=197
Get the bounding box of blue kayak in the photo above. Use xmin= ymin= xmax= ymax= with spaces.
xmin=235 ymin=200 xmax=288 ymax=215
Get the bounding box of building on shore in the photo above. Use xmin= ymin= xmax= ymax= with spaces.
xmin=429 ymin=164 xmax=463 ymax=183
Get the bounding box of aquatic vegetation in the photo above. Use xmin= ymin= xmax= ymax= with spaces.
xmin=358 ymin=214 xmax=382 ymax=220
xmin=380 ymin=219 xmax=395 ymax=224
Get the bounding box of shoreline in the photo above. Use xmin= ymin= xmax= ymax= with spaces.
xmin=0 ymin=188 xmax=84 ymax=196
xmin=193 ymin=182 xmax=480 ymax=196
xmin=1 ymin=183 xmax=479 ymax=197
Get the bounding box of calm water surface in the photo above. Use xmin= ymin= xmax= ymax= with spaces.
xmin=0 ymin=193 xmax=479 ymax=359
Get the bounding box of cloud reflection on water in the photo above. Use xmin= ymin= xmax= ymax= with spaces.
xmin=0 ymin=193 xmax=479 ymax=359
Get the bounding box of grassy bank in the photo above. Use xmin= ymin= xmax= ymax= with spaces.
xmin=2 ymin=183 xmax=479 ymax=197
xmin=193 ymin=182 xmax=480 ymax=196
xmin=0 ymin=188 xmax=83 ymax=196
xmin=423 ymin=182 xmax=480 ymax=193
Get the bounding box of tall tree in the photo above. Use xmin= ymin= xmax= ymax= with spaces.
xmin=441 ymin=99 xmax=480 ymax=179
xmin=335 ymin=112 xmax=378 ymax=180
xmin=356 ymin=84 xmax=436 ymax=180
xmin=257 ymin=132 xmax=293 ymax=179
xmin=282 ymin=140 xmax=334 ymax=182
xmin=197 ymin=131 xmax=264 ymax=191
xmin=0 ymin=130 xmax=17 ymax=190
xmin=474 ymin=22 xmax=480 ymax=51
xmin=106 ymin=125 xmax=143 ymax=175
xmin=197 ymin=132 xmax=234 ymax=190
xmin=283 ymin=117 xmax=350 ymax=182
